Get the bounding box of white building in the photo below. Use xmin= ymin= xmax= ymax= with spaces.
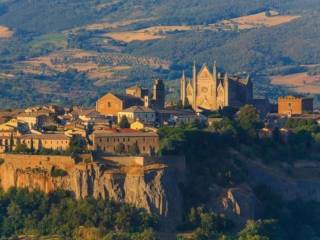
xmin=118 ymin=106 xmax=156 ymax=124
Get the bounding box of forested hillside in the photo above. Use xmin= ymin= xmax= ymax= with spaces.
xmin=0 ymin=0 xmax=319 ymax=107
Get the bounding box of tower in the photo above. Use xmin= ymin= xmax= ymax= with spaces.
xmin=152 ymin=79 xmax=165 ymax=109
xmin=224 ymin=73 xmax=229 ymax=107
xmin=192 ymin=62 xmax=197 ymax=111
xmin=180 ymin=71 xmax=186 ymax=107
xmin=212 ymin=61 xmax=218 ymax=109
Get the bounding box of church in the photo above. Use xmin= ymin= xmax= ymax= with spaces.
xmin=180 ymin=62 xmax=253 ymax=111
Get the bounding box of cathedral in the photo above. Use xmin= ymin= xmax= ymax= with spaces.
xmin=180 ymin=62 xmax=253 ymax=111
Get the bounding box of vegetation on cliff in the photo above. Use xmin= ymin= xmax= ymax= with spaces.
xmin=159 ymin=105 xmax=320 ymax=239
xmin=0 ymin=188 xmax=157 ymax=239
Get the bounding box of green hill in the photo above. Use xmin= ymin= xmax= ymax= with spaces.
xmin=0 ymin=0 xmax=319 ymax=107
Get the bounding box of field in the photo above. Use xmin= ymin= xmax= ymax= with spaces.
xmin=0 ymin=25 xmax=13 ymax=38
xmin=80 ymin=18 xmax=156 ymax=31
xmin=105 ymin=11 xmax=299 ymax=42
xmin=271 ymin=72 xmax=320 ymax=94
xmin=213 ymin=11 xmax=300 ymax=30
xmin=29 ymin=33 xmax=68 ymax=49
xmin=12 ymin=48 xmax=169 ymax=88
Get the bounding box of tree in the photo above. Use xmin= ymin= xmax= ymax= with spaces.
xmin=13 ymin=143 xmax=30 ymax=153
xmin=237 ymin=105 xmax=262 ymax=140
xmin=67 ymin=136 xmax=87 ymax=154
xmin=118 ymin=116 xmax=130 ymax=129
xmin=238 ymin=219 xmax=284 ymax=240
xmin=129 ymin=142 xmax=140 ymax=156
xmin=6 ymin=202 xmax=23 ymax=234
xmin=115 ymin=143 xmax=126 ymax=155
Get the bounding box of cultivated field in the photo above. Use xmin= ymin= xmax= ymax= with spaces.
xmin=271 ymin=72 xmax=320 ymax=94
xmin=219 ymin=11 xmax=300 ymax=30
xmin=105 ymin=11 xmax=299 ymax=42
xmin=0 ymin=26 xmax=13 ymax=38
xmin=106 ymin=25 xmax=193 ymax=42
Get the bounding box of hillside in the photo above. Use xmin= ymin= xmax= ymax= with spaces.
xmin=0 ymin=0 xmax=319 ymax=107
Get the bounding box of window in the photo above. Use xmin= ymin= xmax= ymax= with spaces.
xmin=107 ymin=102 xmax=111 ymax=108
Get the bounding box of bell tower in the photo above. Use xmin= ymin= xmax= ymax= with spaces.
xmin=152 ymin=79 xmax=165 ymax=109
xmin=180 ymin=71 xmax=187 ymax=107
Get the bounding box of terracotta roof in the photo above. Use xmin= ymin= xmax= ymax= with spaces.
xmin=157 ymin=109 xmax=196 ymax=116
xmin=93 ymin=129 xmax=158 ymax=137
xmin=17 ymin=112 xmax=47 ymax=118
xmin=20 ymin=134 xmax=70 ymax=140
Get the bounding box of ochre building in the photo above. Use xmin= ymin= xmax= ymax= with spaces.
xmin=96 ymin=93 xmax=143 ymax=117
xmin=180 ymin=62 xmax=253 ymax=111
xmin=0 ymin=133 xmax=71 ymax=153
xmin=278 ymin=96 xmax=313 ymax=116
xmin=91 ymin=129 xmax=159 ymax=155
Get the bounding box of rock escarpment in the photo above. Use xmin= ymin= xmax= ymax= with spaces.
xmin=0 ymin=154 xmax=183 ymax=230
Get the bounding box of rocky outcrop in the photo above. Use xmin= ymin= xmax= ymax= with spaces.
xmin=210 ymin=184 xmax=261 ymax=227
xmin=222 ymin=186 xmax=260 ymax=220
xmin=0 ymin=155 xmax=183 ymax=230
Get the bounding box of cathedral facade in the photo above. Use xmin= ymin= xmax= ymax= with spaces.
xmin=180 ymin=62 xmax=253 ymax=111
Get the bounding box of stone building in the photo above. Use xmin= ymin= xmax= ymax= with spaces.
xmin=0 ymin=133 xmax=71 ymax=153
xmin=126 ymin=85 xmax=149 ymax=99
xmin=118 ymin=106 xmax=156 ymax=124
xmin=180 ymin=62 xmax=253 ymax=111
xmin=91 ymin=129 xmax=159 ymax=155
xmin=278 ymin=95 xmax=313 ymax=116
xmin=156 ymin=109 xmax=197 ymax=126
xmin=17 ymin=112 xmax=47 ymax=129
xmin=96 ymin=93 xmax=143 ymax=117
xmin=96 ymin=80 xmax=166 ymax=117
xmin=151 ymin=79 xmax=165 ymax=109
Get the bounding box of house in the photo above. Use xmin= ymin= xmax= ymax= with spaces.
xmin=91 ymin=128 xmax=159 ymax=155
xmin=17 ymin=112 xmax=47 ymax=129
xmin=0 ymin=133 xmax=71 ymax=153
xmin=156 ymin=109 xmax=197 ymax=126
xmin=0 ymin=119 xmax=28 ymax=133
xmin=126 ymin=85 xmax=149 ymax=99
xmin=118 ymin=106 xmax=156 ymax=124
xmin=278 ymin=96 xmax=313 ymax=116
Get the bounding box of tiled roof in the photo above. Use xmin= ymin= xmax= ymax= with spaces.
xmin=20 ymin=134 xmax=70 ymax=140
xmin=93 ymin=129 xmax=158 ymax=137
xmin=121 ymin=106 xmax=155 ymax=113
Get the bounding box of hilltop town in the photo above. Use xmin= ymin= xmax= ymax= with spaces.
xmin=1 ymin=62 xmax=320 ymax=239
xmin=0 ymin=62 xmax=317 ymax=160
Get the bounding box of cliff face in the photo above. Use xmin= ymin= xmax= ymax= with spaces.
xmin=0 ymin=155 xmax=182 ymax=230
xmin=243 ymin=159 xmax=320 ymax=201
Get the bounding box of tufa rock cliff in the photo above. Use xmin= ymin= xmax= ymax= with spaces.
xmin=0 ymin=154 xmax=183 ymax=230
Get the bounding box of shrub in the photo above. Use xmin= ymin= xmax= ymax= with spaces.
xmin=51 ymin=167 xmax=68 ymax=177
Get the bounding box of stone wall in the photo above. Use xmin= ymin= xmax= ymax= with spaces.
xmin=101 ymin=156 xmax=146 ymax=166
xmin=0 ymin=153 xmax=76 ymax=170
